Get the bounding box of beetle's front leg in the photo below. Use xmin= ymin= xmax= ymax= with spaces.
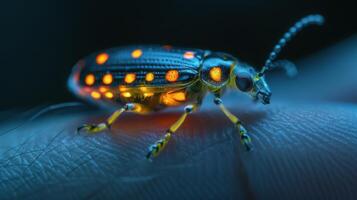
xmin=77 ymin=103 xmax=135 ymax=133
xmin=214 ymin=97 xmax=253 ymax=151
xmin=146 ymin=104 xmax=198 ymax=160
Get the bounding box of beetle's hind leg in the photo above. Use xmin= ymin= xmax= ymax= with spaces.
xmin=146 ymin=104 xmax=198 ymax=160
xmin=77 ymin=103 xmax=135 ymax=133
xmin=214 ymin=97 xmax=253 ymax=151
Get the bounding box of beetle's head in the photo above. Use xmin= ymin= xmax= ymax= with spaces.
xmin=233 ymin=65 xmax=271 ymax=104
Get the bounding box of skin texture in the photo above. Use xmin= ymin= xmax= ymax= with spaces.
xmin=1 ymin=36 xmax=357 ymax=199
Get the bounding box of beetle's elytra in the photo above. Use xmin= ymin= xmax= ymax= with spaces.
xmin=68 ymin=14 xmax=324 ymax=159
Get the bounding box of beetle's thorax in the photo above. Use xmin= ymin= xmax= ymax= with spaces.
xmin=199 ymin=52 xmax=237 ymax=93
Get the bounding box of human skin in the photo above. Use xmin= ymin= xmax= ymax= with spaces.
xmin=1 ymin=36 xmax=357 ymax=200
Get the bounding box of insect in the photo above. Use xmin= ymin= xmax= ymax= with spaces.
xmin=68 ymin=14 xmax=324 ymax=159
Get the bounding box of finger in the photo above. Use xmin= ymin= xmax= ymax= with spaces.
xmin=1 ymin=100 xmax=357 ymax=199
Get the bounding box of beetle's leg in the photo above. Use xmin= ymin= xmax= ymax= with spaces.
xmin=214 ymin=97 xmax=253 ymax=151
xmin=146 ymin=104 xmax=198 ymax=160
xmin=77 ymin=103 xmax=135 ymax=133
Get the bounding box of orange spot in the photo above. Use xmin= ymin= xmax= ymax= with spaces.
xmin=162 ymin=96 xmax=175 ymax=106
xmin=161 ymin=91 xmax=186 ymax=106
xmin=84 ymin=74 xmax=95 ymax=86
xmin=145 ymin=72 xmax=155 ymax=82
xmin=118 ymin=85 xmax=127 ymax=92
xmin=102 ymin=73 xmax=113 ymax=85
xmin=140 ymin=87 xmax=148 ymax=92
xmin=165 ymin=70 xmax=179 ymax=82
xmin=124 ymin=73 xmax=136 ymax=84
xmin=96 ymin=53 xmax=109 ymax=65
xmin=122 ymin=92 xmax=132 ymax=98
xmin=144 ymin=92 xmax=154 ymax=97
xmin=133 ymin=104 xmax=142 ymax=112
xmin=183 ymin=51 xmax=195 ymax=59
xmin=99 ymin=86 xmax=108 ymax=93
xmin=104 ymin=92 xmax=114 ymax=99
xmin=209 ymin=67 xmax=222 ymax=82
xmin=171 ymin=92 xmax=186 ymax=101
xmin=91 ymin=91 xmax=101 ymax=99
xmin=131 ymin=49 xmax=142 ymax=58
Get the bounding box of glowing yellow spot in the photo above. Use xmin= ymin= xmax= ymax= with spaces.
xmin=102 ymin=73 xmax=113 ymax=85
xmin=91 ymin=91 xmax=101 ymax=99
xmin=171 ymin=92 xmax=186 ymax=101
xmin=161 ymin=92 xmax=186 ymax=106
xmin=96 ymin=53 xmax=109 ymax=65
xmin=104 ymin=92 xmax=114 ymax=99
xmin=183 ymin=51 xmax=195 ymax=59
xmin=162 ymin=95 xmax=177 ymax=106
xmin=122 ymin=92 xmax=132 ymax=98
xmin=165 ymin=70 xmax=179 ymax=82
xmin=124 ymin=73 xmax=136 ymax=84
xmin=99 ymin=86 xmax=108 ymax=93
xmin=145 ymin=72 xmax=155 ymax=82
xmin=84 ymin=74 xmax=95 ymax=86
xmin=209 ymin=66 xmax=222 ymax=82
xmin=118 ymin=85 xmax=127 ymax=92
xmin=144 ymin=92 xmax=154 ymax=97
xmin=131 ymin=49 xmax=142 ymax=58
xmin=133 ymin=104 xmax=142 ymax=112
xmin=162 ymin=96 xmax=173 ymax=105
xmin=140 ymin=87 xmax=148 ymax=92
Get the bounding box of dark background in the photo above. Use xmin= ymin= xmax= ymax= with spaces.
xmin=1 ymin=1 xmax=357 ymax=199
xmin=0 ymin=0 xmax=356 ymax=108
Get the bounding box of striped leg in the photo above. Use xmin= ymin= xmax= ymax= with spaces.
xmin=77 ymin=103 xmax=135 ymax=133
xmin=214 ymin=97 xmax=252 ymax=151
xmin=146 ymin=104 xmax=197 ymax=160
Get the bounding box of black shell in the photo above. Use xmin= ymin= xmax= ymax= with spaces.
xmin=79 ymin=45 xmax=207 ymax=87
xmin=67 ymin=45 xmax=209 ymax=111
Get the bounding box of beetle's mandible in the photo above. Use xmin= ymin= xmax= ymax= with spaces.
xmin=68 ymin=14 xmax=325 ymax=159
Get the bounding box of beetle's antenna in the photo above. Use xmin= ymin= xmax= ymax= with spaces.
xmin=258 ymin=14 xmax=324 ymax=77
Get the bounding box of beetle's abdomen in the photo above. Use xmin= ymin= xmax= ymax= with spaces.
xmin=68 ymin=45 xmax=207 ymax=112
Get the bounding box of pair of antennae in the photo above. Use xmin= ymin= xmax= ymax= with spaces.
xmin=258 ymin=14 xmax=325 ymax=77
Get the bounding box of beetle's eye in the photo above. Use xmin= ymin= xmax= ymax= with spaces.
xmin=235 ymin=73 xmax=253 ymax=92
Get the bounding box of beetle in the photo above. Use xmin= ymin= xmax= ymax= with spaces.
xmin=68 ymin=14 xmax=324 ymax=159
